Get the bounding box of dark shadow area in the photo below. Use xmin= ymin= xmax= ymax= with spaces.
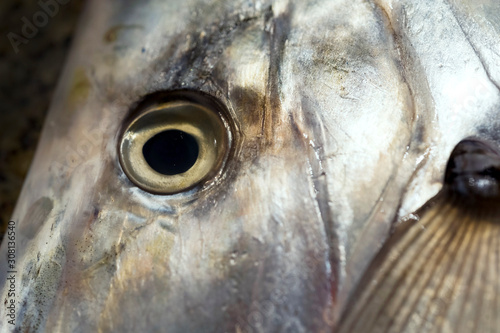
xmin=0 ymin=0 xmax=85 ymax=242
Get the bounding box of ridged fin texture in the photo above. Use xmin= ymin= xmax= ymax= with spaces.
xmin=337 ymin=138 xmax=500 ymax=333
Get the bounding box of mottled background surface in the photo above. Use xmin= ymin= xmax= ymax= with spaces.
xmin=0 ymin=0 xmax=84 ymax=241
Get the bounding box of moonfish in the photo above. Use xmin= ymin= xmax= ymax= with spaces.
xmin=1 ymin=0 xmax=500 ymax=332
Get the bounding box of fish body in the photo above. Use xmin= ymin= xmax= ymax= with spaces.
xmin=1 ymin=0 xmax=500 ymax=332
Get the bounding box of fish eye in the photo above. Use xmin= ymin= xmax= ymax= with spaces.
xmin=118 ymin=92 xmax=232 ymax=194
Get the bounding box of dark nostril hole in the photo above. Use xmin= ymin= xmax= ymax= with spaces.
xmin=142 ymin=130 xmax=199 ymax=175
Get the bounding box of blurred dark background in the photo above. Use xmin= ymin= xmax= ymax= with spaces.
xmin=0 ymin=0 xmax=85 ymax=241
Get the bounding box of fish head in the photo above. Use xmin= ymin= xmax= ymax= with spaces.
xmin=1 ymin=0 xmax=500 ymax=332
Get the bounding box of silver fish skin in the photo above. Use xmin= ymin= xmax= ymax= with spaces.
xmin=1 ymin=0 xmax=500 ymax=332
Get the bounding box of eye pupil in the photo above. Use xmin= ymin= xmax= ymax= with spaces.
xmin=142 ymin=130 xmax=199 ymax=175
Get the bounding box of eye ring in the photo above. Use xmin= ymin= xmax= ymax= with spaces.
xmin=118 ymin=93 xmax=232 ymax=195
